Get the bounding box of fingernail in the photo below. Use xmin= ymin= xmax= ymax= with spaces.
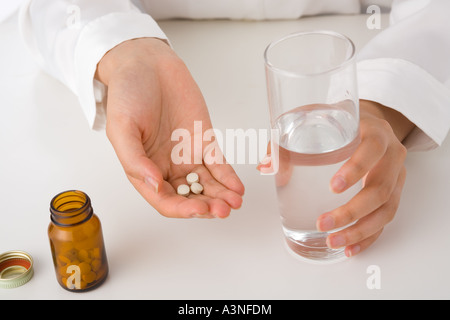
xmin=346 ymin=245 xmax=361 ymax=257
xmin=330 ymin=175 xmax=346 ymax=193
xmin=260 ymin=155 xmax=271 ymax=165
xmin=317 ymin=215 xmax=335 ymax=231
xmin=145 ymin=176 xmax=160 ymax=193
xmin=256 ymin=155 xmax=272 ymax=171
xmin=327 ymin=235 xmax=346 ymax=249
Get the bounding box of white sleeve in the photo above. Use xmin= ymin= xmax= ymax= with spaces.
xmin=19 ymin=0 xmax=168 ymax=130
xmin=357 ymin=0 xmax=450 ymax=151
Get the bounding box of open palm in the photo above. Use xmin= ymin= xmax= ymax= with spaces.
xmin=99 ymin=38 xmax=244 ymax=218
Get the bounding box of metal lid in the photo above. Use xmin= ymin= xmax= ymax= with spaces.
xmin=0 ymin=251 xmax=34 ymax=289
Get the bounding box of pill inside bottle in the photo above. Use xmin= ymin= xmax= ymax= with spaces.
xmin=48 ymin=190 xmax=109 ymax=292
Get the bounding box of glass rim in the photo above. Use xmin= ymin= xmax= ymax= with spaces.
xmin=264 ymin=30 xmax=356 ymax=78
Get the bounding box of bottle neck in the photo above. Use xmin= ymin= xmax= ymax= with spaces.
xmin=50 ymin=190 xmax=93 ymax=227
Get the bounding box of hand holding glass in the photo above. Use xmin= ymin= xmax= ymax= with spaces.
xmin=264 ymin=31 xmax=361 ymax=263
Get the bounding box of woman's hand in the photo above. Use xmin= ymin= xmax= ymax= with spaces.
xmin=96 ymin=38 xmax=244 ymax=219
xmin=257 ymin=100 xmax=414 ymax=257
xmin=316 ymin=100 xmax=414 ymax=257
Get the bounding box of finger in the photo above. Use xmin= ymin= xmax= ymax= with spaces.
xmin=326 ymin=199 xmax=392 ymax=250
xmin=318 ymin=156 xmax=404 ymax=233
xmin=257 ymin=141 xmax=293 ymax=184
xmin=330 ymin=119 xmax=389 ymax=193
xmin=106 ymin=117 xmax=164 ymax=193
xmin=320 ymin=132 xmax=407 ymax=233
xmin=149 ymin=173 xmax=234 ymax=219
xmin=345 ymin=229 xmax=383 ymax=257
xmin=206 ymin=162 xmax=245 ymax=197
xmin=188 ymin=193 xmax=233 ymax=219
xmin=192 ymin=166 xmax=243 ymax=210
xmin=203 ymin=143 xmax=245 ymax=196
xmin=130 ymin=178 xmax=209 ymax=218
xmin=257 ymin=153 xmax=293 ymax=186
xmin=326 ymin=166 xmax=406 ymax=252
xmin=256 ymin=142 xmax=273 ymax=174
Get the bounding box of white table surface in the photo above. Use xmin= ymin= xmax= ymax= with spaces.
xmin=1 ymin=11 xmax=449 ymax=300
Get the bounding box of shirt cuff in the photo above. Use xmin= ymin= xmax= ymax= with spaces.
xmin=74 ymin=12 xmax=168 ymax=130
xmin=357 ymin=58 xmax=450 ymax=151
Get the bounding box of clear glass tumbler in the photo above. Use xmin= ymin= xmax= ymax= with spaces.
xmin=264 ymin=31 xmax=362 ymax=263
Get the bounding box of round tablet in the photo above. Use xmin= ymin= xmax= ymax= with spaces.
xmin=190 ymin=182 xmax=204 ymax=195
xmin=186 ymin=172 xmax=199 ymax=185
xmin=177 ymin=184 xmax=190 ymax=197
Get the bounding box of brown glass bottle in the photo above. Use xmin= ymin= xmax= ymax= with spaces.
xmin=48 ymin=190 xmax=109 ymax=292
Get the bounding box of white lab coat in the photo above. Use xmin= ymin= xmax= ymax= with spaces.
xmin=18 ymin=0 xmax=450 ymax=151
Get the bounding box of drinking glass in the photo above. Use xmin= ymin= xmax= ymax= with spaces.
xmin=264 ymin=31 xmax=361 ymax=263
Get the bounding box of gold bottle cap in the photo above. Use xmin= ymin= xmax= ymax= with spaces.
xmin=0 ymin=251 xmax=34 ymax=289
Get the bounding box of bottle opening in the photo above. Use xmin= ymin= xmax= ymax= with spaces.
xmin=50 ymin=190 xmax=92 ymax=226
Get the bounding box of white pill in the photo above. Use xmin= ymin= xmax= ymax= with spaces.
xmin=177 ymin=184 xmax=190 ymax=197
xmin=190 ymin=182 xmax=204 ymax=195
xmin=186 ymin=172 xmax=199 ymax=185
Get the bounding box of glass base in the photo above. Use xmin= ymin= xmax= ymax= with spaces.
xmin=284 ymin=233 xmax=348 ymax=265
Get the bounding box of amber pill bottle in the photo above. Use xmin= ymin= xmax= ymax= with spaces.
xmin=48 ymin=190 xmax=109 ymax=292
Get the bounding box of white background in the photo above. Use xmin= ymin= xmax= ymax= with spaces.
xmin=0 ymin=11 xmax=449 ymax=299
